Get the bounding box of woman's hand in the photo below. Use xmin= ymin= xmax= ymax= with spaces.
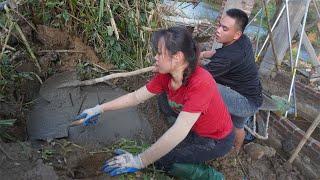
xmin=102 ymin=149 xmax=144 ymax=176
xmin=75 ymin=105 xmax=103 ymax=126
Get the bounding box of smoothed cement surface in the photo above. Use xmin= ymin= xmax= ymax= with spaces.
xmin=27 ymin=72 xmax=152 ymax=147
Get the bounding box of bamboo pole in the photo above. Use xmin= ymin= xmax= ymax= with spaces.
xmin=4 ymin=6 xmax=41 ymax=72
xmin=106 ymin=0 xmax=119 ymax=40
xmin=262 ymin=0 xmax=280 ymax=71
xmin=58 ymin=66 xmax=155 ymax=88
xmin=284 ymin=0 xmax=297 ymax=118
xmin=288 ymin=113 xmax=320 ymax=163
xmin=0 ymin=21 xmax=14 ymax=60
xmin=14 ymin=23 xmax=42 ymax=72
xmin=256 ymin=4 xmax=285 ymax=60
xmin=285 ymin=0 xmax=311 ymax=118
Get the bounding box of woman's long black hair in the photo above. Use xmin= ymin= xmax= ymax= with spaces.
xmin=151 ymin=26 xmax=200 ymax=84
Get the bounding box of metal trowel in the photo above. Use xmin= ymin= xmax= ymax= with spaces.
xmin=69 ymin=118 xmax=85 ymax=127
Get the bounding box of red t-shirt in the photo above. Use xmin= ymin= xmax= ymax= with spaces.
xmin=146 ymin=66 xmax=233 ymax=139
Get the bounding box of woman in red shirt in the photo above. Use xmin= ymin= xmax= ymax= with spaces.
xmin=76 ymin=26 xmax=234 ymax=176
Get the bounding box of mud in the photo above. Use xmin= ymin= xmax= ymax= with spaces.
xmin=0 ymin=142 xmax=58 ymax=179
xmin=210 ymin=149 xmax=303 ymax=180
xmin=27 ymin=71 xmax=152 ymax=148
xmin=36 ymin=25 xmax=114 ymax=72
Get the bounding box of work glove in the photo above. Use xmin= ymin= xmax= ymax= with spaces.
xmin=75 ymin=105 xmax=103 ymax=126
xmin=102 ymin=149 xmax=144 ymax=176
xmin=199 ymin=50 xmax=216 ymax=59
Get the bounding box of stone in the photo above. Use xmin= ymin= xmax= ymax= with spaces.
xmin=244 ymin=142 xmax=276 ymax=160
xmin=244 ymin=142 xmax=265 ymax=160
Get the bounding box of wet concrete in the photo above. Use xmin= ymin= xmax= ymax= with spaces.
xmin=27 ymin=72 xmax=152 ymax=148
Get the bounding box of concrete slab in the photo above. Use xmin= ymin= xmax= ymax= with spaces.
xmin=27 ymin=72 xmax=152 ymax=147
xmin=68 ymin=85 xmax=152 ymax=148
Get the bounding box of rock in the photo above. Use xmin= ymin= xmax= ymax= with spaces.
xmin=264 ymin=146 xmax=276 ymax=158
xmin=244 ymin=142 xmax=276 ymax=160
xmin=244 ymin=143 xmax=265 ymax=160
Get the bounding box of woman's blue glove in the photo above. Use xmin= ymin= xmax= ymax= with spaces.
xmin=75 ymin=105 xmax=103 ymax=126
xmin=102 ymin=149 xmax=144 ymax=176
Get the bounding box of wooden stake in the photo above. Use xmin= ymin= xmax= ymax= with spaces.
xmin=58 ymin=66 xmax=155 ymax=88
xmin=288 ymin=113 xmax=320 ymax=163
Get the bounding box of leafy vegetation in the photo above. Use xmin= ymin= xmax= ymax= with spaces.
xmin=20 ymin=0 xmax=163 ymax=70
xmin=0 ymin=55 xmax=34 ymax=101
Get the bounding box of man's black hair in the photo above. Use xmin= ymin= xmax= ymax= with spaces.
xmin=226 ymin=8 xmax=248 ymax=32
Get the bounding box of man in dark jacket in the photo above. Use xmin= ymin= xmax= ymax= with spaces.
xmin=201 ymin=8 xmax=262 ymax=152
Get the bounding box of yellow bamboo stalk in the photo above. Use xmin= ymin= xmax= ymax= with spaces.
xmin=288 ymin=113 xmax=320 ymax=163
xmin=0 ymin=21 xmax=14 ymax=61
xmin=4 ymin=6 xmax=41 ymax=72
xmin=106 ymin=0 xmax=119 ymax=40
xmin=15 ymin=23 xmax=42 ymax=72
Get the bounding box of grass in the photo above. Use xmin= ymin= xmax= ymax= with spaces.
xmin=0 ymin=119 xmax=16 ymax=127
xmin=105 ymin=138 xmax=172 ymax=179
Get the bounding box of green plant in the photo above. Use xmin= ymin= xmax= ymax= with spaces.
xmin=0 ymin=119 xmax=16 ymax=141
xmin=0 ymin=119 xmax=16 ymax=127
xmin=76 ymin=60 xmax=101 ymax=81
xmin=41 ymin=148 xmax=55 ymax=160
xmin=21 ymin=0 xmax=162 ymax=71
xmin=113 ymin=138 xmax=149 ymax=154
xmin=0 ymin=55 xmax=34 ymax=102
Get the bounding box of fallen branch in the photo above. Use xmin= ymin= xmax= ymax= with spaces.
xmin=59 ymin=66 xmax=155 ymax=88
xmin=38 ymin=49 xmax=85 ymax=53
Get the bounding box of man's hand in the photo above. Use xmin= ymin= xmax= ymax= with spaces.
xmin=102 ymin=149 xmax=144 ymax=176
xmin=199 ymin=50 xmax=216 ymax=59
xmin=75 ymin=105 xmax=103 ymax=126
